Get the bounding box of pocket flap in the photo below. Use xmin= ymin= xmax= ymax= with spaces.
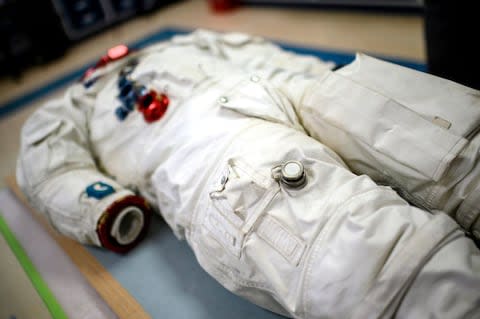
xmin=207 ymin=158 xmax=279 ymax=257
xmin=304 ymin=72 xmax=467 ymax=182
xmin=338 ymin=53 xmax=480 ymax=139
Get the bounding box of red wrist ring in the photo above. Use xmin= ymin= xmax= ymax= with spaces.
xmin=96 ymin=195 xmax=152 ymax=254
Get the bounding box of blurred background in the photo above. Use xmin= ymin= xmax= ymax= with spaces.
xmin=0 ymin=0 xmax=477 ymax=188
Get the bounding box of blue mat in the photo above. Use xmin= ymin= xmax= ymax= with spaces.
xmin=5 ymin=27 xmax=426 ymax=318
xmin=88 ymin=216 xmax=286 ymax=318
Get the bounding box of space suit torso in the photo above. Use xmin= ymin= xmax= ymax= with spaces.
xmin=17 ymin=29 xmax=480 ymax=319
xmin=90 ymin=45 xmax=300 ymax=236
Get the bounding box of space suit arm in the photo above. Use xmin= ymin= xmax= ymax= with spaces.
xmin=16 ymin=83 xmax=151 ymax=253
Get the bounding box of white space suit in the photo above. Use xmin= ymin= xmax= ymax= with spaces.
xmin=17 ymin=29 xmax=480 ymax=318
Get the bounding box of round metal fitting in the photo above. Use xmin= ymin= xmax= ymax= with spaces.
xmin=280 ymin=161 xmax=306 ymax=188
xmin=137 ymin=90 xmax=157 ymax=112
xmin=219 ymin=96 xmax=229 ymax=104
xmin=107 ymin=44 xmax=129 ymax=61
xmin=143 ymin=99 xmax=168 ymax=123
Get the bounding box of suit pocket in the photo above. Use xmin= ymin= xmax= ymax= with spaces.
xmin=203 ymin=157 xmax=279 ymax=258
xmin=338 ymin=53 xmax=480 ymax=140
xmin=303 ymin=72 xmax=468 ymax=183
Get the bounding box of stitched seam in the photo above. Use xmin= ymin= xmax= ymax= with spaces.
xmin=431 ymin=137 xmax=467 ymax=183
xmin=257 ymin=215 xmax=306 ymax=266
xmin=425 ymin=142 xmax=469 ymax=207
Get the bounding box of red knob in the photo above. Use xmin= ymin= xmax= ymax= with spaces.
xmin=208 ymin=0 xmax=238 ymax=12
xmin=158 ymin=93 xmax=169 ymax=108
xmin=143 ymin=98 xmax=168 ymax=123
xmin=137 ymin=90 xmax=157 ymax=113
xmin=108 ymin=44 xmax=129 ymax=61
xmin=81 ymin=66 xmax=96 ymax=80
xmin=82 ymin=44 xmax=130 ymax=81
xmin=95 ymin=55 xmax=110 ymax=68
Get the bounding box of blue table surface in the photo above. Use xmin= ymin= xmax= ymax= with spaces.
xmin=87 ymin=215 xmax=287 ymax=318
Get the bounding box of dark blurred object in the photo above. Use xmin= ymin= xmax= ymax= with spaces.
xmin=0 ymin=0 xmax=177 ymax=78
xmin=424 ymin=0 xmax=479 ymax=90
xmin=0 ymin=0 xmax=69 ymax=77
xmin=208 ymin=0 xmax=239 ymax=12
xmin=51 ymin=0 xmax=176 ymax=41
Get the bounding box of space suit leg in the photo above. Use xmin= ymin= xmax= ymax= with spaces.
xmin=188 ymin=121 xmax=480 ymax=319
xmin=175 ymin=30 xmax=480 ymax=239
xmin=297 ymin=53 xmax=480 ymax=242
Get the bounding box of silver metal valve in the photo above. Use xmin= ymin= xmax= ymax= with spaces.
xmin=280 ymin=160 xmax=307 ymax=188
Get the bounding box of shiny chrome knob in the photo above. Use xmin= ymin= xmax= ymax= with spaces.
xmin=281 ymin=161 xmax=306 ymax=188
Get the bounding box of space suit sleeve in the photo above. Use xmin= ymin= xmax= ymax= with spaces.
xmin=16 ymin=82 xmax=152 ymax=253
